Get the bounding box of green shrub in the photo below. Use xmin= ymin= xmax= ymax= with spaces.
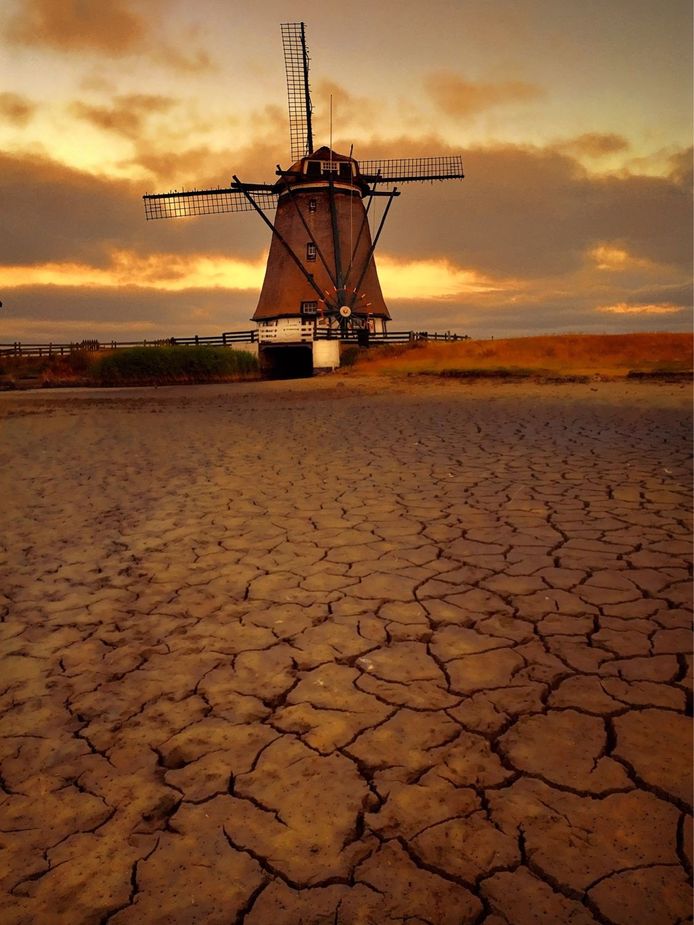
xmin=92 ymin=346 xmax=259 ymax=385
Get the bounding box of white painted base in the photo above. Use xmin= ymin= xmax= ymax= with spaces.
xmin=227 ymin=342 xmax=259 ymax=357
xmin=312 ymin=339 xmax=340 ymax=371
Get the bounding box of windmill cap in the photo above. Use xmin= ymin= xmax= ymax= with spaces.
xmin=276 ymin=146 xmax=370 ymax=195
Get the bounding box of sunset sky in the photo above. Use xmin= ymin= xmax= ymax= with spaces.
xmin=1 ymin=0 xmax=692 ymax=342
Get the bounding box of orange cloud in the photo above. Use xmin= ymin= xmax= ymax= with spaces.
xmin=425 ymin=71 xmax=543 ymax=118
xmin=5 ymin=0 xmax=212 ymax=71
xmin=668 ymin=147 xmax=693 ymax=187
xmin=71 ymin=94 xmax=176 ymax=140
xmin=0 ymin=251 xmax=267 ymax=292
xmin=7 ymin=0 xmax=145 ymax=53
xmin=559 ymin=133 xmax=629 ymax=158
xmin=376 ymin=256 xmax=503 ymax=299
xmin=314 ymin=81 xmax=379 ymax=127
xmin=155 ymin=45 xmax=213 ymax=73
xmin=589 ymin=244 xmax=652 ymax=271
xmin=0 ymin=251 xmax=504 ymax=302
xmin=597 ymin=302 xmax=683 ymax=315
xmin=0 ymin=92 xmax=37 ymax=125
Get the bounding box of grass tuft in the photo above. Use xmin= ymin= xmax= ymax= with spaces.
xmin=92 ymin=346 xmax=259 ymax=385
xmin=0 ymin=345 xmax=259 ymax=387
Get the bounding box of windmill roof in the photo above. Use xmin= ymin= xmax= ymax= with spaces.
xmin=309 ymin=145 xmax=354 ymax=163
xmin=279 ymin=146 xmax=369 ymax=195
xmin=284 ymin=146 xmax=358 ymax=174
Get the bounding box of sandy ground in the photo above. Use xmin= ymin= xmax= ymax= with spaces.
xmin=0 ymin=375 xmax=692 ymax=925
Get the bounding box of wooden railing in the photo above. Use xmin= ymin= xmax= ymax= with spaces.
xmin=0 ymin=328 xmax=468 ymax=357
xmin=0 ymin=332 xmax=258 ymax=357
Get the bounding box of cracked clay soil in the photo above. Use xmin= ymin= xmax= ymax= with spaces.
xmin=0 ymin=375 xmax=692 ymax=925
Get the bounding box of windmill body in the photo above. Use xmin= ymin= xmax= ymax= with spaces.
xmin=143 ymin=22 xmax=464 ymax=374
xmin=254 ymin=146 xmax=390 ymax=340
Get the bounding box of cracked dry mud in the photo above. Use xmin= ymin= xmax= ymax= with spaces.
xmin=0 ymin=376 xmax=691 ymax=925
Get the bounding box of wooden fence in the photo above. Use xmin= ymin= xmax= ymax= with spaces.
xmin=0 ymin=328 xmax=468 ymax=358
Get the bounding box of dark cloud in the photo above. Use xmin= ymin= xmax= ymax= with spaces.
xmin=0 ymin=92 xmax=37 ymax=125
xmin=425 ymin=71 xmax=543 ymax=118
xmin=0 ymin=285 xmax=257 ymax=342
xmin=389 ymin=291 xmax=692 ymax=340
xmin=368 ymin=140 xmax=692 ymax=277
xmin=0 ymin=151 xmax=140 ymax=267
xmin=0 ymin=151 xmax=269 ymax=267
xmin=71 ymin=94 xmax=176 ymax=140
xmin=4 ymin=281 xmax=689 ymax=345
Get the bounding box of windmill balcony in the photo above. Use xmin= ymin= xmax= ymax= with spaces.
xmin=257 ymin=319 xmax=315 ymax=344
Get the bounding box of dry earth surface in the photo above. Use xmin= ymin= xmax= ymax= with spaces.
xmin=0 ymin=375 xmax=692 ymax=925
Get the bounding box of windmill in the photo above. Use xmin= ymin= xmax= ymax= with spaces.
xmin=143 ymin=22 xmax=464 ymax=371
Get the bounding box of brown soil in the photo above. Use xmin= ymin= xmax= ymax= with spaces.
xmin=0 ymin=375 xmax=691 ymax=924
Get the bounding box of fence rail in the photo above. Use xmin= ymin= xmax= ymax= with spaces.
xmin=0 ymin=328 xmax=468 ymax=358
xmin=0 ymin=332 xmax=258 ymax=357
xmin=315 ymin=330 xmax=469 ymax=344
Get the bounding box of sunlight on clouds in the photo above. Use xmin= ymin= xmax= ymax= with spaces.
xmin=597 ymin=302 xmax=683 ymax=315
xmin=0 ymin=252 xmax=502 ymax=301
xmin=377 ymin=256 xmax=502 ymax=299
xmin=590 ymin=245 xmax=652 ymax=271
xmin=0 ymin=251 xmax=267 ymax=291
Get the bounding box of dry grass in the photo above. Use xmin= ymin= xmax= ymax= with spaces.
xmin=351 ymin=333 xmax=693 ymax=380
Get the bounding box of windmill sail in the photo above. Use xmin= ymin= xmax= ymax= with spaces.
xmin=143 ymin=187 xmax=277 ymax=220
xmin=281 ymin=22 xmax=313 ymax=161
xmin=142 ymin=20 xmax=465 ymax=357
xmin=360 ymin=155 xmax=464 ymax=183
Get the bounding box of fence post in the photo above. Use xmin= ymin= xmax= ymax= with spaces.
xmin=195 ymin=334 xmax=199 ymax=345
xmin=222 ymin=332 xmax=227 ymax=346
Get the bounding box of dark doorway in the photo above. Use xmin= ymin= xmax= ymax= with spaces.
xmin=260 ymin=345 xmax=314 ymax=379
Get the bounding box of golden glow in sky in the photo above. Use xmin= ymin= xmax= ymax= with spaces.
xmin=0 ymin=253 xmax=502 ymax=300
xmin=0 ymin=0 xmax=691 ymax=340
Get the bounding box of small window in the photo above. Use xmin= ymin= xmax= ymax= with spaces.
xmin=320 ymin=160 xmax=339 ymax=175
xmin=308 ymin=198 xmax=317 ymax=212
xmin=301 ymin=300 xmax=318 ymax=315
xmin=306 ymin=242 xmax=317 ymax=262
